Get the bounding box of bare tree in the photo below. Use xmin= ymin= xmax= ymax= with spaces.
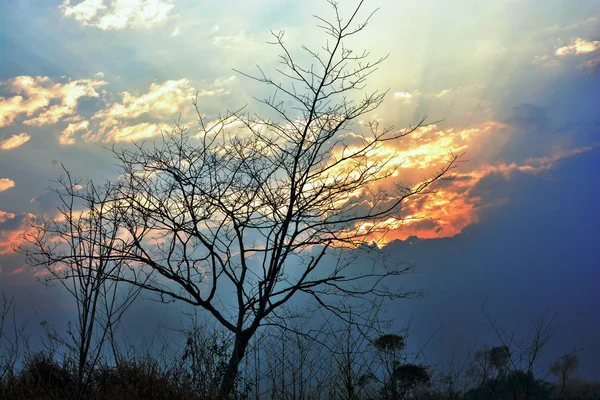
xmin=0 ymin=294 xmax=28 ymax=384
xmin=332 ymin=311 xmax=379 ymax=400
xmin=26 ymin=1 xmax=457 ymax=397
xmin=482 ymin=306 xmax=557 ymax=399
xmin=21 ymin=170 xmax=140 ymax=398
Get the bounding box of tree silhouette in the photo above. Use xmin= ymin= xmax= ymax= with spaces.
xmin=21 ymin=169 xmax=140 ymax=398
xmin=373 ymin=333 xmax=406 ymax=399
xmin=551 ymin=353 xmax=579 ymax=394
xmin=488 ymin=345 xmax=510 ymax=378
xmin=25 ymin=1 xmax=457 ymax=397
xmin=391 ymin=363 xmax=430 ymax=399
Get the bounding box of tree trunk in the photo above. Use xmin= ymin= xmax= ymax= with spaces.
xmin=219 ymin=330 xmax=253 ymax=399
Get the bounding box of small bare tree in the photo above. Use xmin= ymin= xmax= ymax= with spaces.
xmin=482 ymin=306 xmax=557 ymax=399
xmin=0 ymin=294 xmax=28 ymax=384
xmin=26 ymin=1 xmax=457 ymax=397
xmin=21 ymin=170 xmax=140 ymax=398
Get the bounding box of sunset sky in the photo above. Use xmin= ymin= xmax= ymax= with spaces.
xmin=1 ymin=0 xmax=599 ymax=379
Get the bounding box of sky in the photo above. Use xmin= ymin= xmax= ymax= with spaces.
xmin=1 ymin=0 xmax=599 ymax=381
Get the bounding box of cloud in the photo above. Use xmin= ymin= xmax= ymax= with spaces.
xmin=532 ymin=54 xmax=560 ymax=69
xmin=543 ymin=17 xmax=600 ymax=34
xmin=0 ymin=75 xmax=238 ymax=144
xmin=88 ymin=79 xmax=194 ymax=142
xmin=435 ymin=89 xmax=452 ymax=98
xmin=0 ymin=210 xmax=34 ymax=255
xmin=60 ymin=0 xmax=106 ymax=22
xmin=0 ymin=133 xmax=30 ymax=150
xmin=0 ymin=76 xmax=105 ymax=128
xmin=60 ymin=0 xmax=175 ymax=31
xmin=507 ymin=103 xmax=547 ymax=128
xmin=211 ymin=30 xmax=251 ymax=48
xmin=393 ymin=91 xmax=414 ymax=103
xmin=582 ymin=56 xmax=600 ymax=70
xmin=25 ymin=105 xmax=74 ymax=126
xmin=393 ymin=87 xmax=463 ymax=104
xmin=93 ymin=79 xmax=194 ymax=125
xmin=8 ymin=266 xmax=26 ymax=276
xmin=0 ymin=178 xmax=16 ymax=193
xmin=210 ymin=75 xmax=236 ymax=88
xmin=59 ymin=120 xmax=90 ymax=145
xmin=555 ymin=38 xmax=600 ymax=56
xmin=382 ymin=144 xmax=597 ymax=245
xmin=316 ymin=122 xmax=509 ymax=245
xmin=9 ymin=76 xmax=233 ymax=144
xmin=103 ymin=122 xmax=170 ymax=142
xmin=0 ymin=210 xmax=16 ymax=223
xmin=329 ymin=115 xmax=598 ymax=247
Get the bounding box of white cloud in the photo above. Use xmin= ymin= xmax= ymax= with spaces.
xmin=59 ymin=120 xmax=90 ymax=145
xmin=211 ymin=30 xmax=250 ymax=48
xmin=92 ymin=79 xmax=194 ymax=130
xmin=435 ymin=89 xmax=452 ymax=98
xmin=555 ymin=38 xmax=600 ymax=56
xmin=61 ymin=0 xmax=106 ymax=22
xmin=24 ymin=104 xmax=74 ymax=126
xmin=0 ymin=133 xmax=30 ymax=150
xmin=532 ymin=54 xmax=560 ymax=68
xmin=0 ymin=76 xmax=105 ymax=127
xmin=210 ymin=75 xmax=236 ymax=88
xmin=104 ymin=122 xmax=170 ymax=142
xmin=60 ymin=0 xmax=175 ymax=30
xmin=393 ymin=91 xmax=413 ymax=102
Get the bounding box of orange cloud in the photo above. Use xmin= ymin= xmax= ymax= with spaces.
xmin=358 ymin=143 xmax=598 ymax=247
xmin=0 ymin=133 xmax=31 ymax=150
xmin=327 ymin=119 xmax=596 ymax=247
xmin=0 ymin=211 xmax=35 ymax=255
xmin=0 ymin=178 xmax=16 ymax=193
xmin=8 ymin=266 xmax=26 ymax=276
xmin=0 ymin=210 xmax=16 ymax=222
xmin=582 ymin=56 xmax=600 ymax=70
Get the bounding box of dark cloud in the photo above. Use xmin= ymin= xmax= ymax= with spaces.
xmin=0 ymin=212 xmax=29 ymax=232
xmin=506 ymin=103 xmax=548 ymax=129
xmin=381 ymin=148 xmax=600 ymax=381
xmin=468 ymin=169 xmax=540 ymax=203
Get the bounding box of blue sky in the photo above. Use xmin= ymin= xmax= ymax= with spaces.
xmin=1 ymin=0 xmax=599 ymax=380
